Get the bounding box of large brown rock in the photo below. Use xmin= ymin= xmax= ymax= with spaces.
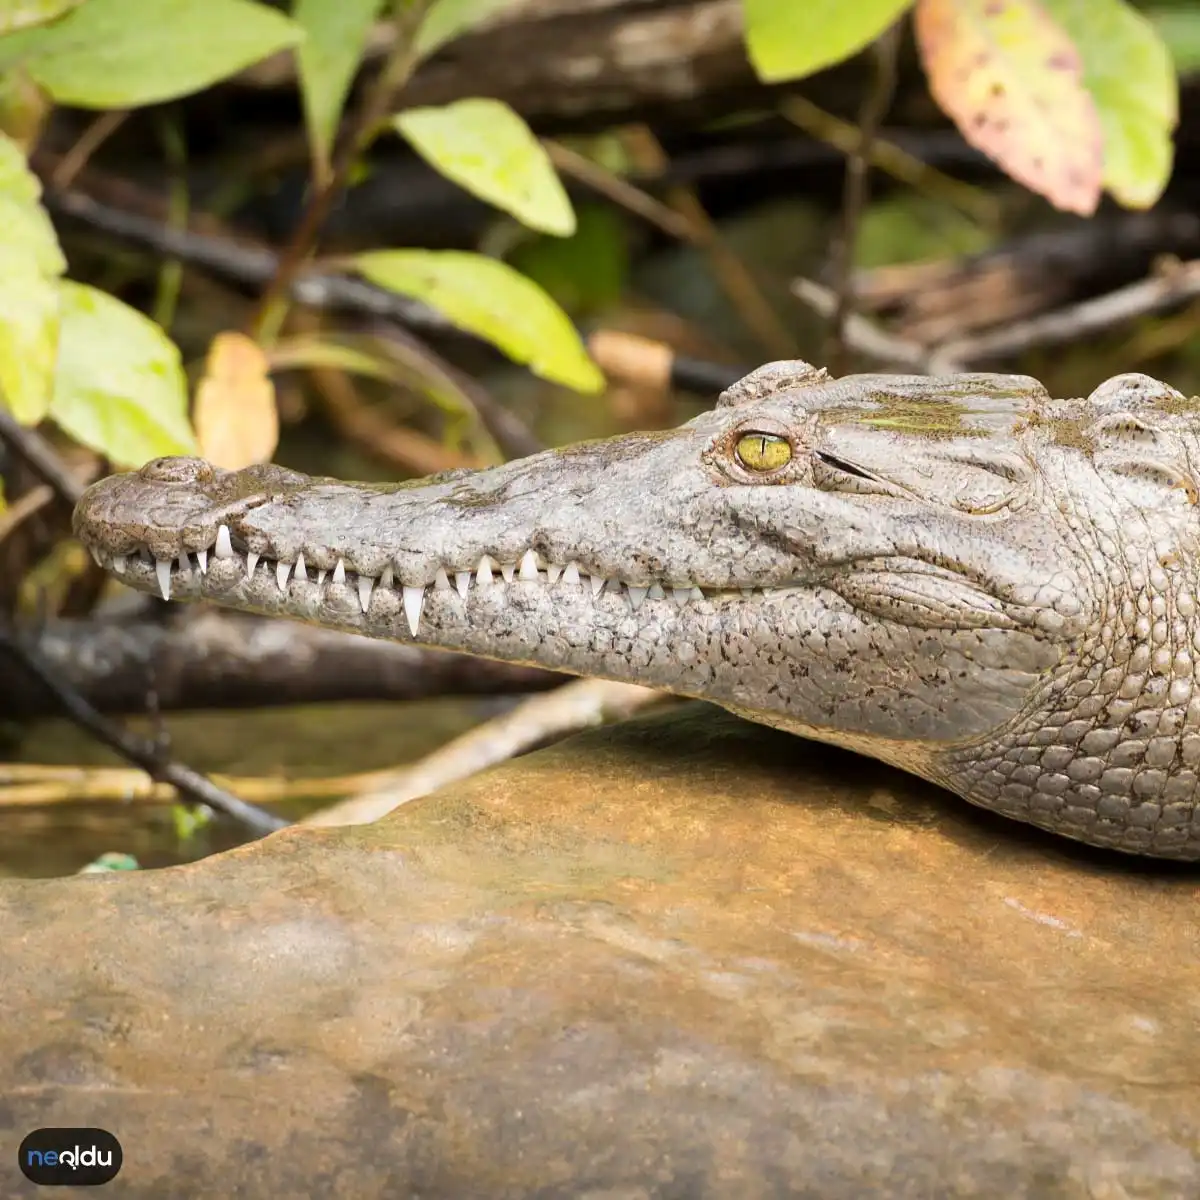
xmin=3 ymin=705 xmax=1198 ymax=1197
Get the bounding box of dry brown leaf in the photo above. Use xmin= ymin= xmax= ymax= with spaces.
xmin=915 ymin=0 xmax=1103 ymax=216
xmin=193 ymin=332 xmax=278 ymax=469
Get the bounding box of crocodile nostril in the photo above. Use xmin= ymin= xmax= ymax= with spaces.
xmin=140 ymin=457 xmax=214 ymax=484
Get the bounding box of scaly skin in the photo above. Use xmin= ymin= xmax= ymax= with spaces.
xmin=73 ymin=362 xmax=1200 ymax=858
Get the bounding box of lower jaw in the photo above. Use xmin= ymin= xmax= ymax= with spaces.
xmin=102 ymin=552 xmax=787 ymax=669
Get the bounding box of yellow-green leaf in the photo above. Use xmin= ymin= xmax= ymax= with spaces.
xmin=393 ymin=99 xmax=575 ymax=236
xmin=0 ymin=126 xmax=39 ymax=206
xmin=0 ymin=131 xmax=62 ymax=422
xmin=414 ymin=0 xmax=519 ymax=61
xmin=354 ymin=250 xmax=604 ymax=393
xmin=49 ymin=282 xmax=197 ymax=466
xmin=0 ymin=0 xmax=82 ymax=36
xmin=1042 ymin=0 xmax=1177 ymax=209
xmin=294 ymin=0 xmax=383 ymax=179
xmin=914 ymin=0 xmax=1103 ymax=216
xmin=0 ymin=253 xmax=58 ymax=423
xmin=744 ymin=0 xmax=914 ymax=82
xmin=0 ymin=0 xmax=304 ymax=109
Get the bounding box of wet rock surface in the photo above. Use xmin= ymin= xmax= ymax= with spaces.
xmin=3 ymin=704 xmax=1198 ymax=1197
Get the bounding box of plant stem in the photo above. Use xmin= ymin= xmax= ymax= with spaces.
xmin=248 ymin=0 xmax=433 ymax=344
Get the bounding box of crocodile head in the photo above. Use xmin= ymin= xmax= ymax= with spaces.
xmin=74 ymin=362 xmax=1200 ymax=857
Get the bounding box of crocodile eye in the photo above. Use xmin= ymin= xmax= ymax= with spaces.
xmin=735 ymin=432 xmax=792 ymax=472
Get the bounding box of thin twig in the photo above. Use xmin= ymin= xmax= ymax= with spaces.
xmin=0 ymin=408 xmax=86 ymax=506
xmin=0 ymin=484 xmax=53 ymax=543
xmin=543 ymin=139 xmax=695 ymax=241
xmin=621 ymin=125 xmax=798 ymax=360
xmin=0 ymin=762 xmax=405 ymax=807
xmin=309 ymin=360 xmax=480 ymax=474
xmin=369 ymin=322 xmax=544 ymax=459
xmin=778 ymin=96 xmax=1001 ymax=229
xmin=827 ymin=24 xmax=902 ymax=375
xmin=0 ymin=621 xmax=287 ymax=835
xmin=248 ymin=0 xmax=433 ymax=341
xmin=303 ymin=678 xmax=666 ymax=827
xmin=51 ymin=109 xmax=130 ymax=190
xmin=931 ymin=258 xmax=1200 ymax=370
xmin=793 ymin=278 xmax=941 ymax=371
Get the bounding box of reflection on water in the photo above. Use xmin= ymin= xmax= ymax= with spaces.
xmin=5 ymin=696 xmax=515 ymax=879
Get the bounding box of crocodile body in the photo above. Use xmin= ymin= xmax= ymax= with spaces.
xmin=74 ymin=362 xmax=1200 ymax=858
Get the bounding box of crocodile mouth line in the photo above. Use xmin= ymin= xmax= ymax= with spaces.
xmin=86 ymin=521 xmax=801 ymax=637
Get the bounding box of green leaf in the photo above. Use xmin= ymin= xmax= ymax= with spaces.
xmin=414 ymin=0 xmax=520 ymax=60
xmin=1043 ymin=0 xmax=1177 ymax=209
xmin=393 ymin=99 xmax=575 ymax=236
xmin=49 ymin=282 xmax=197 ymax=466
xmin=0 ymin=0 xmax=82 ymax=38
xmin=0 ymin=132 xmax=63 ymax=423
xmin=0 ymin=0 xmax=304 ymax=108
xmin=744 ymin=0 xmax=914 ymax=82
xmin=354 ymin=250 xmax=604 ymax=392
xmin=0 ymin=255 xmax=58 ymax=423
xmin=1150 ymin=7 xmax=1200 ymax=74
xmin=0 ymin=136 xmax=60 ymax=275
xmin=294 ymin=0 xmax=383 ymax=178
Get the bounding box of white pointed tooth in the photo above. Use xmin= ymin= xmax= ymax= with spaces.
xmin=295 ymin=552 xmax=306 ymax=582
xmin=155 ymin=558 xmax=172 ymax=601
xmin=500 ymin=561 xmax=515 ymax=583
xmin=196 ymin=548 xmax=208 ymax=574
xmin=177 ymin=551 xmax=190 ymax=573
xmin=90 ymin=546 xmax=104 ymax=567
xmin=546 ymin=563 xmax=563 ymax=584
xmin=647 ymin=582 xmax=665 ymax=600
xmin=590 ymin=575 xmax=606 ymax=597
xmin=434 ymin=567 xmax=451 ymax=590
xmin=403 ymin=585 xmax=425 ymax=636
xmin=246 ymin=551 xmax=260 ymax=578
xmin=690 ymin=586 xmax=703 ymax=601
xmin=111 ymin=554 xmax=127 ymax=575
xmin=317 ymin=568 xmax=327 ymax=586
xmin=357 ymin=575 xmax=374 ymax=612
xmin=519 ymin=549 xmax=540 ymax=581
xmin=214 ymin=524 xmax=234 ymax=559
xmin=562 ymin=562 xmax=581 ymax=587
xmin=455 ymin=570 xmax=472 ymax=598
xmin=477 ymin=556 xmax=494 ymax=586
xmin=333 ymin=558 xmax=346 ymax=585
xmin=276 ymin=560 xmax=292 ymax=591
xmin=379 ymin=563 xmax=394 ymax=589
xmin=672 ymin=587 xmax=692 ymax=605
xmin=627 ymin=585 xmax=649 ymax=610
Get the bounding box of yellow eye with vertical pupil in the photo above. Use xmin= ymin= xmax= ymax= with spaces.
xmin=735 ymin=432 xmax=792 ymax=472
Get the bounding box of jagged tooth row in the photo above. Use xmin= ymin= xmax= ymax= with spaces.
xmin=100 ymin=522 xmax=778 ymax=637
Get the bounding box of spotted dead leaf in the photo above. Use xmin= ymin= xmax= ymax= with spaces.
xmin=915 ymin=0 xmax=1103 ymax=215
xmin=193 ymin=332 xmax=278 ymax=469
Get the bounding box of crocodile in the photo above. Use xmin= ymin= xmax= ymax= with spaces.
xmin=73 ymin=361 xmax=1200 ymax=859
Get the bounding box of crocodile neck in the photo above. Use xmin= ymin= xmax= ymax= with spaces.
xmin=73 ymin=362 xmax=1200 ymax=860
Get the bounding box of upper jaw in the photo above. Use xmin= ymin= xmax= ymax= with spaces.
xmin=73 ymin=456 xmax=810 ymax=633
